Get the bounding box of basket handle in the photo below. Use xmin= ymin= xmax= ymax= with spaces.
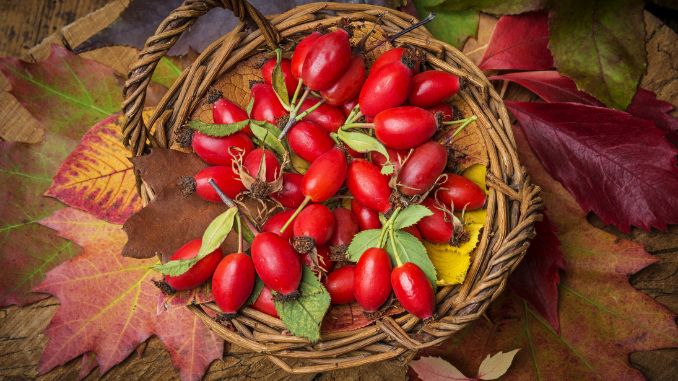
xmin=122 ymin=0 xmax=280 ymax=156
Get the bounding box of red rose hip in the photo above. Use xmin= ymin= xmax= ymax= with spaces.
xmin=293 ymin=203 xmax=335 ymax=252
xmin=299 ymin=98 xmax=345 ymax=133
xmin=212 ymin=96 xmax=252 ymax=136
xmin=359 ymin=60 xmax=413 ymax=116
xmin=397 ymin=141 xmax=448 ymax=196
xmin=250 ymin=83 xmax=287 ymax=123
xmin=261 ymin=57 xmax=299 ymax=95
xmin=288 ymin=121 xmax=335 ymax=162
xmin=262 ymin=209 xmax=297 ymax=241
xmin=252 ymin=286 xmax=278 ymax=318
xmin=326 ymin=265 xmax=356 ymax=304
xmin=374 ymin=106 xmax=437 ymax=149
xmin=251 ymin=232 xmax=302 ymax=297
xmin=329 ymin=208 xmax=359 ymax=251
xmin=391 ymin=262 xmax=435 ymax=319
xmin=191 ymin=165 xmax=244 ymax=203
xmin=302 ymin=147 xmax=347 ymax=202
xmin=320 ymin=55 xmax=366 ymax=106
xmin=271 ymin=173 xmax=305 ymax=208
xmin=212 ymin=252 xmax=255 ymax=314
xmin=354 ymin=248 xmax=392 ymax=311
xmin=291 ymin=32 xmax=322 ymax=79
xmin=165 ymin=239 xmax=223 ymax=291
xmin=347 ymin=159 xmax=392 ymax=214
xmin=437 ymin=174 xmax=486 ymax=211
xmin=417 ymin=198 xmax=454 ymax=243
xmin=351 ymin=199 xmax=382 ymax=230
xmin=192 ymin=131 xmax=254 ymax=166
xmin=243 ymin=148 xmax=281 ymax=182
xmin=409 ymin=70 xmax=460 ymax=108
xmin=302 ymin=29 xmax=352 ymax=90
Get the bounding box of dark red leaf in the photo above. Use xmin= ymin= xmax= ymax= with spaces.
xmin=492 ymin=71 xmax=678 ymax=137
xmin=507 ymin=101 xmax=678 ymax=232
xmin=479 ymin=11 xmax=553 ymax=71
xmin=509 ymin=215 xmax=565 ymax=333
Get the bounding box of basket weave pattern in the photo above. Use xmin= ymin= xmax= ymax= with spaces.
xmin=122 ymin=0 xmax=542 ymax=373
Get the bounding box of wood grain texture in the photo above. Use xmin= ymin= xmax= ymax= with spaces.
xmin=0 ymin=2 xmax=675 ymax=380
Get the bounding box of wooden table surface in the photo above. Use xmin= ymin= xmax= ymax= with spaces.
xmin=0 ymin=1 xmax=676 ymax=380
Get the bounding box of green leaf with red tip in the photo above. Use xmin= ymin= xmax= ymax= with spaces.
xmin=274 ymin=266 xmax=331 ymax=343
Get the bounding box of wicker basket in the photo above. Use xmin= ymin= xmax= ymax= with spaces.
xmin=122 ymin=0 xmax=542 ymax=374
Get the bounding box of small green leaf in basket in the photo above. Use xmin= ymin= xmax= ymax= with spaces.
xmin=386 ymin=230 xmax=437 ymax=288
xmin=336 ymin=129 xmax=394 ymax=174
xmin=187 ymin=119 xmax=250 ymax=137
xmin=393 ymin=205 xmax=433 ymax=231
xmin=154 ymin=207 xmax=238 ymax=276
xmin=246 ymin=276 xmax=264 ymax=306
xmin=250 ymin=120 xmax=287 ymax=158
xmin=274 ymin=266 xmax=331 ymax=343
xmin=271 ymin=49 xmax=290 ymax=108
xmin=346 ymin=229 xmax=382 ymax=262
xmin=245 ymin=97 xmax=254 ymax=118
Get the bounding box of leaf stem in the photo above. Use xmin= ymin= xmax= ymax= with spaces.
xmin=342 ymin=122 xmax=374 ymax=130
xmin=291 ymin=78 xmax=304 ymax=105
xmin=295 ymin=99 xmax=324 ymax=121
xmin=278 ymin=87 xmax=311 ymax=140
xmin=279 ymin=195 xmax=311 ymax=233
xmin=378 ymin=207 xmax=401 ymax=248
xmin=344 ymin=104 xmax=361 ymax=125
xmin=388 ymin=228 xmax=403 ymax=267
xmin=236 ymin=214 xmax=243 ymax=253
xmin=207 ymin=179 xmax=259 ymax=235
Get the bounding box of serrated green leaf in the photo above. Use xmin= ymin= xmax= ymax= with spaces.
xmin=250 ymin=120 xmax=287 ymax=158
xmin=271 ymin=49 xmax=290 ymax=107
xmin=347 ymin=229 xmax=382 ymax=262
xmin=275 ymin=266 xmax=331 ymax=342
xmin=549 ymin=0 xmax=645 ymax=109
xmin=246 ymin=276 xmax=264 ymax=306
xmin=393 ymin=205 xmax=433 ymax=230
xmin=187 ymin=119 xmax=250 ymax=137
xmin=386 ymin=230 xmax=437 ymax=288
xmin=413 ymin=0 xmax=479 ymax=48
xmin=337 ymin=129 xmax=391 ymax=161
xmin=155 ymin=207 xmax=238 ymax=276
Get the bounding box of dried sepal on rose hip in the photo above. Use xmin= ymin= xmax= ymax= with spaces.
xmin=416 ymin=196 xmax=468 ymax=246
xmin=233 ymin=147 xmax=286 ymax=200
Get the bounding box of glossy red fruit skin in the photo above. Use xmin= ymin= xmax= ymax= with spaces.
xmin=302 ymin=245 xmax=335 ymax=273
xmin=262 ymin=57 xmax=299 ymax=95
xmin=409 ymin=70 xmax=460 ymax=108
xmin=165 ymin=239 xmax=223 ymax=291
xmin=403 ymin=225 xmax=422 ymax=240
xmin=374 ymin=106 xmax=438 ymax=149
xmin=320 ymin=55 xmax=367 ymax=106
xmin=302 ymin=29 xmax=352 ymax=90
xmin=347 ymin=159 xmax=392 ymax=213
xmin=212 ymin=97 xmax=252 ymax=136
xmin=271 ymin=173 xmax=305 ymax=208
xmin=326 ymin=265 xmax=356 ymax=304
xmin=262 ymin=209 xmax=296 ymax=241
xmin=251 ymin=232 xmax=302 ymax=295
xmin=302 ymin=148 xmax=347 ymax=202
xmin=370 ymin=47 xmax=420 ymax=74
xmin=437 ymin=174 xmax=486 ymax=211
xmin=195 ymin=166 xmax=244 ymax=202
xmin=252 ymin=286 xmax=278 ymax=318
xmin=351 ymin=199 xmax=382 ymax=230
xmin=369 ymin=147 xmax=407 ymax=172
xmin=288 ymin=121 xmax=335 ymax=162
xmin=426 ymin=103 xmax=454 ymax=121
xmin=359 ymin=60 xmax=413 ymax=117
xmin=354 ymin=248 xmax=392 ymax=311
xmin=397 ymin=142 xmax=448 ymax=196
xmin=243 ymin=148 xmax=280 ymax=182
xmin=192 ymin=131 xmax=254 ymax=166
xmin=250 ymin=83 xmax=287 ymax=123
xmin=291 ymin=32 xmax=322 ymax=79
xmin=300 ymin=98 xmax=345 ymax=133
xmin=391 ymin=262 xmax=435 ymax=319
xmin=293 ymin=204 xmax=336 ymax=246
xmin=417 ymin=198 xmax=453 ymax=243
xmin=329 ymin=208 xmax=359 ymax=248
xmin=212 ymin=253 xmax=255 ymax=314
xmin=341 ymin=98 xmax=358 ymax=117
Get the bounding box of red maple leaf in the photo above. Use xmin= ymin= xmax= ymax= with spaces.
xmin=35 ymin=208 xmax=223 ymax=381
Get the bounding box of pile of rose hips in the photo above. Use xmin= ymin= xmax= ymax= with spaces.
xmin=160 ymin=27 xmax=486 ymax=322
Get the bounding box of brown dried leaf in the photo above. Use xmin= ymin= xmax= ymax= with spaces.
xmin=446 ymin=97 xmax=488 ymax=171
xmin=123 ymin=148 xmax=238 ymax=260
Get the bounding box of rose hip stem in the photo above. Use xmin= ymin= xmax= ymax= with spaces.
xmin=278 ymin=87 xmax=313 ymax=140
xmin=278 ymin=195 xmax=311 ymax=234
xmin=439 ymin=115 xmax=477 ymax=145
xmin=366 ymin=12 xmax=436 ymax=53
xmin=207 ymin=179 xmax=260 ymax=236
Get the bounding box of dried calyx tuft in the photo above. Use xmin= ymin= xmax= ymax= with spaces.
xmin=175 ymin=126 xmax=194 ymax=148
xmin=152 ymin=279 xmax=176 ymax=295
xmin=293 ymin=236 xmax=315 ymax=254
xmin=178 ymin=176 xmax=196 ymax=196
xmin=273 ymin=290 xmax=300 ymax=302
xmin=206 ymin=88 xmax=223 ymax=104
xmin=329 ymin=245 xmax=348 ymax=262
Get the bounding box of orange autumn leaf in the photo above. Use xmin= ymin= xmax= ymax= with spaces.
xmin=36 ymin=208 xmax=223 ymax=381
xmin=45 ymin=112 xmax=150 ymax=224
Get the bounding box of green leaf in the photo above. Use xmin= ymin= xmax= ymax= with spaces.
xmin=246 ymin=97 xmax=254 ymax=118
xmin=433 ymin=0 xmax=545 ymax=15
xmin=187 ymin=119 xmax=250 ymax=137
xmin=347 ymin=229 xmax=382 ymax=262
xmin=413 ymin=0 xmax=479 ymax=48
xmin=336 ymin=129 xmax=394 ymax=174
xmin=246 ymin=276 xmax=264 ymax=306
xmin=151 ymin=57 xmax=181 ymax=88
xmin=386 ymin=230 xmax=437 ymax=287
xmin=393 ymin=205 xmax=433 ymax=230
xmin=274 ymin=266 xmax=331 ymax=343
xmin=154 ymin=207 xmax=238 ymax=276
xmin=271 ymin=49 xmax=290 ymax=107
xmin=549 ymin=0 xmax=646 ymax=109
xmin=250 ymin=120 xmax=287 ymax=158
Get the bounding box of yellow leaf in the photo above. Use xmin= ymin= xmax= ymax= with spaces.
xmin=425 ymin=164 xmax=487 ymax=286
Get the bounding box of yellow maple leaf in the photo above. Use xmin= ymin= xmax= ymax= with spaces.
xmin=425 ymin=164 xmax=487 ymax=286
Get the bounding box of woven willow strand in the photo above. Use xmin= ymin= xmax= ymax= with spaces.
xmin=122 ymin=0 xmax=542 ymax=373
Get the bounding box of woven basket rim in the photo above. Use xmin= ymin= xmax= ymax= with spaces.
xmin=121 ymin=0 xmax=543 ymax=374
